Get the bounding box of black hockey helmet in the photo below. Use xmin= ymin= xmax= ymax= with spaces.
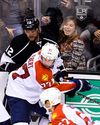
xmin=22 ymin=16 xmax=39 ymax=30
xmin=22 ymin=8 xmax=39 ymax=30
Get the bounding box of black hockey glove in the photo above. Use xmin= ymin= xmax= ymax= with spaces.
xmin=66 ymin=88 xmax=78 ymax=98
xmin=66 ymin=79 xmax=91 ymax=97
xmin=54 ymin=70 xmax=71 ymax=82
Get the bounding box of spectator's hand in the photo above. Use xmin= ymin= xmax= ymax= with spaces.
xmin=60 ymin=0 xmax=72 ymax=8
xmin=5 ymin=27 xmax=15 ymax=38
xmin=41 ymin=16 xmax=51 ymax=25
xmin=94 ymin=30 xmax=100 ymax=41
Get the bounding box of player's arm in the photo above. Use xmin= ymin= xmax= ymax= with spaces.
xmin=0 ymin=38 xmax=21 ymax=72
xmin=53 ymin=70 xmax=91 ymax=96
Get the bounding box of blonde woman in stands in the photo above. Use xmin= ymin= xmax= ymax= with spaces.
xmin=59 ymin=16 xmax=86 ymax=70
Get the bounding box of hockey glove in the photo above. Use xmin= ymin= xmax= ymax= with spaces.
xmin=66 ymin=79 xmax=91 ymax=97
xmin=54 ymin=70 xmax=72 ymax=82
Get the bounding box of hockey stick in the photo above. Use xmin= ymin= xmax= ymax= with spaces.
xmin=68 ymin=78 xmax=100 ymax=90
xmin=76 ymin=92 xmax=100 ymax=105
xmin=88 ymin=84 xmax=100 ymax=90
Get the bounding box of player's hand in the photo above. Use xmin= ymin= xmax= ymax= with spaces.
xmin=66 ymin=79 xmax=91 ymax=97
xmin=54 ymin=70 xmax=68 ymax=82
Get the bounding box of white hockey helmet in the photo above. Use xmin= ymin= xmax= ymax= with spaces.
xmin=40 ymin=88 xmax=61 ymax=107
xmin=41 ymin=42 xmax=59 ymax=60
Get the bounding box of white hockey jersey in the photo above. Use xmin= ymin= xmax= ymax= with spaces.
xmin=6 ymin=51 xmax=76 ymax=104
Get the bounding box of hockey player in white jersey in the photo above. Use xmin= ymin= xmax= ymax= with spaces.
xmin=6 ymin=42 xmax=91 ymax=125
xmin=40 ymin=87 xmax=100 ymax=125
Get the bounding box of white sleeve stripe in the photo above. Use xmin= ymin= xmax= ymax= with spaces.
xmin=77 ymin=80 xmax=83 ymax=92
xmin=11 ymin=42 xmax=30 ymax=59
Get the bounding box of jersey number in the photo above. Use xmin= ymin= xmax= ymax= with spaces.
xmin=6 ymin=47 xmax=13 ymax=56
xmin=12 ymin=63 xmax=30 ymax=80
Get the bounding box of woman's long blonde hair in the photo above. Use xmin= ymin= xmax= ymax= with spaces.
xmin=59 ymin=16 xmax=79 ymax=45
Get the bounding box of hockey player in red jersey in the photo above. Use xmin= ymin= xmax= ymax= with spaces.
xmin=40 ymin=87 xmax=100 ymax=125
xmin=6 ymin=42 xmax=91 ymax=125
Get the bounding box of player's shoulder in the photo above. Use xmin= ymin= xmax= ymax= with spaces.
xmin=11 ymin=34 xmax=29 ymax=47
xmin=13 ymin=33 xmax=28 ymax=40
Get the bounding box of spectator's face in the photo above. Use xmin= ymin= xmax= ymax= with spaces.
xmin=24 ymin=28 xmax=40 ymax=41
xmin=63 ymin=20 xmax=76 ymax=36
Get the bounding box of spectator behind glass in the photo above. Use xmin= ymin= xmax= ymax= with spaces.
xmin=80 ymin=24 xmax=97 ymax=60
xmin=0 ymin=8 xmax=50 ymax=72
xmin=80 ymin=24 xmax=100 ymax=58
xmin=0 ymin=0 xmax=34 ymax=37
xmin=59 ymin=16 xmax=86 ymax=70
xmin=93 ymin=30 xmax=100 ymax=56
xmin=58 ymin=0 xmax=75 ymax=18
xmin=41 ymin=7 xmax=63 ymax=42
xmin=89 ymin=29 xmax=100 ymax=70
